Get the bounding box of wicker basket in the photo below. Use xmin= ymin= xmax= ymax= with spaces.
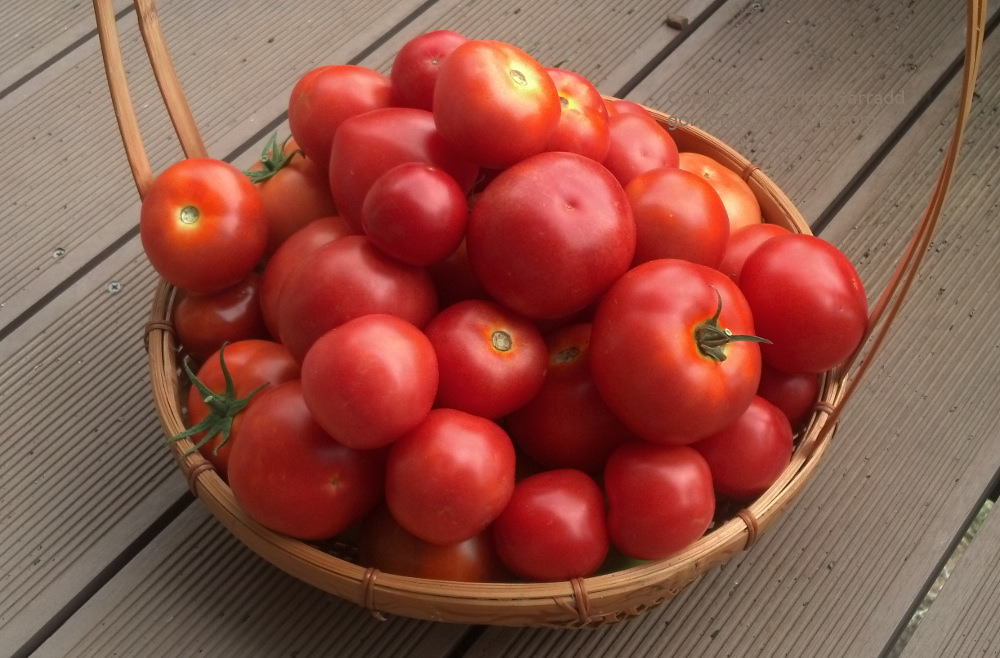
xmin=95 ymin=0 xmax=986 ymax=627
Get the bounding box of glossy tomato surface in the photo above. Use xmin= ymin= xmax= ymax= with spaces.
xmin=172 ymin=272 xmax=269 ymax=361
xmin=390 ymin=29 xmax=470 ymax=111
xmin=544 ymin=67 xmax=610 ymax=162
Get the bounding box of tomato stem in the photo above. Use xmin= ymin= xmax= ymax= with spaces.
xmin=243 ymin=132 xmax=303 ymax=184
xmin=695 ymin=288 xmax=770 ymax=362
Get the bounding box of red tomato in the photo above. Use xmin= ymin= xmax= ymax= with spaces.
xmin=287 ymin=65 xmax=394 ymax=169
xmin=601 ymin=112 xmax=680 ymax=187
xmin=227 ymin=380 xmax=387 ymax=540
xmin=604 ymin=441 xmax=715 ymax=560
xmin=625 ymin=166 xmax=730 ymax=268
xmin=692 ymin=395 xmax=793 ymax=500
xmin=739 ymin=234 xmax=868 ymax=374
xmin=390 ymin=29 xmax=470 ymax=111
xmin=505 ymin=323 xmax=635 ymax=473
xmin=717 ymin=222 xmax=790 ymax=282
xmin=329 ymin=107 xmax=479 ymax=230
xmin=544 ymin=67 xmax=610 ymax=162
xmin=362 ymin=162 xmax=469 ymax=266
xmin=678 ymin=152 xmax=762 ymax=232
xmin=426 ymin=238 xmax=489 ymax=308
xmin=300 ymin=314 xmax=438 ymax=450
xmin=433 ymin=40 xmax=561 ymax=168
xmin=608 ymin=99 xmax=651 ymax=117
xmin=247 ymin=136 xmax=339 ymax=256
xmin=492 ymin=469 xmax=609 ymax=581
xmin=386 ymin=408 xmax=517 ymax=545
xmin=591 ymin=259 xmax=763 ymax=444
xmin=467 ymin=150 xmax=635 ymax=319
xmin=140 ymin=158 xmax=266 ymax=294
xmin=756 ymin=364 xmax=821 ymax=429
xmin=277 ymin=234 xmax=438 ymax=362
xmin=259 ymin=216 xmax=353 ymax=338
xmin=423 ymin=299 xmax=547 ymax=419
xmin=359 ymin=504 xmax=509 ymax=582
xmin=184 ymin=340 xmax=300 ymax=480
xmin=172 ymin=272 xmax=269 ymax=361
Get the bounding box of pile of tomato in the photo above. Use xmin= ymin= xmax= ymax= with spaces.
xmin=140 ymin=30 xmax=869 ymax=583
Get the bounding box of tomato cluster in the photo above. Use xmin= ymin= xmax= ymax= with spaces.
xmin=142 ymin=30 xmax=869 ymax=584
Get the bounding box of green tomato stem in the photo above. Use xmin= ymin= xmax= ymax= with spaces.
xmin=694 ymin=288 xmax=770 ymax=362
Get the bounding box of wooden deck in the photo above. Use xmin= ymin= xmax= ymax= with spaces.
xmin=3 ymin=0 xmax=999 ymax=655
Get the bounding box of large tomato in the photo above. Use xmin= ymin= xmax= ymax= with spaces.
xmin=433 ymin=40 xmax=561 ymax=168
xmin=172 ymin=272 xmax=269 ymax=361
xmin=386 ymin=408 xmax=517 ymax=545
xmin=678 ymin=151 xmax=762 ymax=232
xmin=140 ymin=157 xmax=266 ymax=294
xmin=300 ymin=314 xmax=438 ymax=450
xmin=739 ymin=233 xmax=868 ymax=374
xmin=466 ymin=150 xmax=635 ymax=319
xmin=390 ymin=29 xmax=470 ymax=111
xmin=544 ymin=67 xmax=610 ymax=162
xmin=601 ymin=111 xmax=680 ymax=187
xmin=590 ymin=259 xmax=764 ymax=445
xmin=491 ymin=469 xmax=609 ymax=581
xmin=227 ymin=380 xmax=387 ymax=540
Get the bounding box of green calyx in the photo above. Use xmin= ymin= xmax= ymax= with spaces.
xmin=169 ymin=344 xmax=268 ymax=456
xmin=243 ymin=132 xmax=303 ymax=184
xmin=694 ymin=289 xmax=770 ymax=362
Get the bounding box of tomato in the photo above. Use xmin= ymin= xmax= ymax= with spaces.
xmin=277 ymin=234 xmax=438 ymax=362
xmin=544 ymin=67 xmax=610 ymax=162
xmin=590 ymin=259 xmax=764 ymax=444
xmin=505 ymin=323 xmax=635 ymax=474
xmin=182 ymin=340 xmax=300 ymax=481
xmin=739 ymin=233 xmax=868 ymax=374
xmin=140 ymin=158 xmax=266 ymax=294
xmin=329 ymin=107 xmax=479 ymax=231
xmin=625 ymin=165 xmax=730 ymax=268
xmin=467 ymin=150 xmax=635 ymax=319
xmin=227 ymin=380 xmax=387 ymax=540
xmin=362 ymin=162 xmax=469 ymax=266
xmin=607 ymin=99 xmax=651 ymax=117
xmin=423 ymin=299 xmax=547 ymax=419
xmin=604 ymin=441 xmax=715 ymax=560
xmin=492 ymin=469 xmax=609 ymax=581
xmin=433 ymin=40 xmax=561 ymax=169
xmin=259 ymin=216 xmax=353 ymax=339
xmin=692 ymin=395 xmax=793 ymax=500
xmin=358 ymin=504 xmax=509 ymax=582
xmin=601 ymin=112 xmax=679 ymax=187
xmin=426 ymin=238 xmax=489 ymax=308
xmin=386 ymin=408 xmax=517 ymax=545
xmin=390 ymin=29 xmax=470 ymax=111
xmin=717 ymin=222 xmax=789 ymax=282
xmin=300 ymin=314 xmax=438 ymax=450
xmin=756 ymin=364 xmax=821 ymax=429
xmin=287 ymin=64 xmax=394 ymax=170
xmin=172 ymin=272 xmax=269 ymax=361
xmin=678 ymin=152 xmax=762 ymax=232
xmin=247 ymin=135 xmax=339 ymax=256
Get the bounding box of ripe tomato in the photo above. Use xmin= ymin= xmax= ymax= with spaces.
xmin=717 ymin=222 xmax=789 ymax=282
xmin=492 ymin=469 xmax=609 ymax=581
xmin=544 ymin=67 xmax=610 ymax=162
xmin=756 ymin=364 xmax=820 ymax=429
xmin=386 ymin=408 xmax=517 ymax=545
xmin=601 ymin=112 xmax=680 ymax=187
xmin=426 ymin=238 xmax=489 ymax=308
xmin=358 ymin=504 xmax=509 ymax=582
xmin=227 ymin=380 xmax=387 ymax=540
xmin=184 ymin=340 xmax=300 ymax=481
xmin=276 ymin=234 xmax=438 ymax=362
xmin=505 ymin=323 xmax=635 ymax=474
xmin=140 ymin=158 xmax=266 ymax=294
xmin=739 ymin=233 xmax=868 ymax=374
xmin=172 ymin=272 xmax=269 ymax=361
xmin=625 ymin=165 xmax=730 ymax=268
xmin=433 ymin=40 xmax=561 ymax=168
xmin=362 ymin=162 xmax=469 ymax=266
xmin=678 ymin=152 xmax=762 ymax=232
xmin=390 ymin=29 xmax=470 ymax=111
xmin=591 ymin=259 xmax=763 ymax=444
xmin=604 ymin=441 xmax=715 ymax=560
xmin=287 ymin=64 xmax=394 ymax=170
xmin=300 ymin=314 xmax=438 ymax=450
xmin=423 ymin=299 xmax=547 ymax=419
xmin=467 ymin=150 xmax=635 ymax=319
xmin=329 ymin=107 xmax=479 ymax=230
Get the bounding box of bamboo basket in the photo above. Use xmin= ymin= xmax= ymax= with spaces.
xmin=94 ymin=0 xmax=987 ymax=627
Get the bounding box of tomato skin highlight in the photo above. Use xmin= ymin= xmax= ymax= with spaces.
xmin=172 ymin=272 xmax=269 ymax=361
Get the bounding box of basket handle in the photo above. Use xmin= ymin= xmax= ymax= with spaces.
xmin=93 ymin=0 xmax=206 ymax=200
